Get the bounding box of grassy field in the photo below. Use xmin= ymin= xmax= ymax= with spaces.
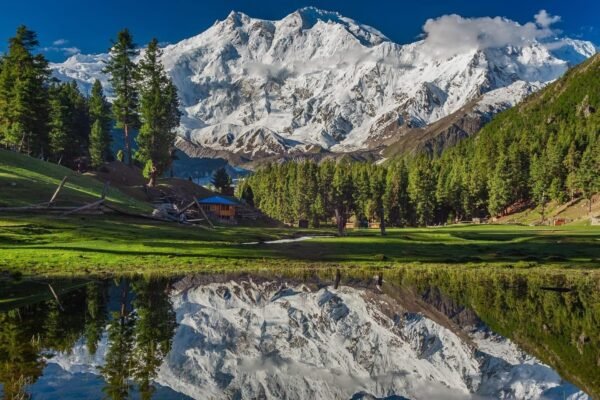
xmin=1 ymin=148 xmax=599 ymax=276
xmin=0 ymin=213 xmax=598 ymax=276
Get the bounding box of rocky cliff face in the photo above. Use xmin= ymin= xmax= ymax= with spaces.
xmin=50 ymin=8 xmax=596 ymax=162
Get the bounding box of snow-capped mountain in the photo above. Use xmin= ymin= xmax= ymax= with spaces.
xmin=50 ymin=8 xmax=596 ymax=161
xmin=47 ymin=278 xmax=587 ymax=399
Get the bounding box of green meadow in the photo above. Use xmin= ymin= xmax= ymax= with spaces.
xmin=1 ymin=213 xmax=598 ymax=276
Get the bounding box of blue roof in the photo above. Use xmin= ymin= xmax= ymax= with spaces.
xmin=197 ymin=195 xmax=239 ymax=206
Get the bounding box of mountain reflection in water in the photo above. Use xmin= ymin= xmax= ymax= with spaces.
xmin=0 ymin=268 xmax=597 ymax=400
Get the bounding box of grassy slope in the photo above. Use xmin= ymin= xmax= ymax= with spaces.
xmin=498 ymin=196 xmax=600 ymax=226
xmin=0 ymin=149 xmax=151 ymax=212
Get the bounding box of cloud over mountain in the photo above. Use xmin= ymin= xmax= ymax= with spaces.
xmin=421 ymin=10 xmax=563 ymax=58
xmin=49 ymin=8 xmax=595 ymax=161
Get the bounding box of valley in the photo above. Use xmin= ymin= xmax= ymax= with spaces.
xmin=0 ymin=3 xmax=599 ymax=399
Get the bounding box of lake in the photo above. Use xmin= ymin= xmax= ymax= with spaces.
xmin=0 ymin=267 xmax=598 ymax=399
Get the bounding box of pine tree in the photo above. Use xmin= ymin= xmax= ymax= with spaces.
xmin=84 ymin=282 xmax=108 ymax=356
xmin=577 ymin=138 xmax=600 ymax=214
xmin=563 ymin=143 xmax=580 ymax=201
xmin=487 ymin=153 xmax=512 ymax=217
xmin=47 ymin=93 xmax=69 ymax=162
xmin=63 ymin=80 xmax=90 ymax=153
xmin=131 ymin=278 xmax=176 ymax=400
xmin=370 ymin=165 xmax=387 ymax=235
xmin=294 ymin=161 xmax=311 ymax=222
xmin=0 ymin=26 xmax=49 ymax=155
xmin=530 ymin=153 xmax=551 ymax=222
xmin=89 ymin=120 xmax=106 ymax=168
xmin=240 ymin=183 xmax=255 ymax=207
xmin=104 ymin=29 xmax=139 ymax=166
xmin=88 ymin=80 xmax=112 ymax=168
xmin=408 ymin=156 xmax=435 ymax=226
xmin=212 ymin=167 xmax=231 ymax=193
xmin=332 ymin=162 xmax=354 ymax=235
xmin=45 ymin=81 xmax=89 ymax=165
xmin=136 ymin=39 xmax=181 ymax=186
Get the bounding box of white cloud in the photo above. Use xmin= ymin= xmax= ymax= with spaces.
xmin=42 ymin=45 xmax=81 ymax=56
xmin=61 ymin=47 xmax=81 ymax=55
xmin=534 ymin=10 xmax=561 ymax=28
xmin=420 ymin=10 xmax=562 ymax=59
xmin=43 ymin=39 xmax=81 ymax=57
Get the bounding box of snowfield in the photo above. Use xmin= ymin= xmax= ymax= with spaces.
xmin=50 ymin=8 xmax=596 ymax=159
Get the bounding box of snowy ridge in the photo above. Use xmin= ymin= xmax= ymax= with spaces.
xmin=47 ymin=280 xmax=587 ymax=399
xmin=49 ymin=8 xmax=596 ymax=160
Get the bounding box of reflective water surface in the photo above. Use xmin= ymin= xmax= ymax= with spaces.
xmin=0 ymin=268 xmax=598 ymax=399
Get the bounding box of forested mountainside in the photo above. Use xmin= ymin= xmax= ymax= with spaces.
xmin=244 ymin=54 xmax=600 ymax=227
xmin=432 ymin=52 xmax=600 ymax=218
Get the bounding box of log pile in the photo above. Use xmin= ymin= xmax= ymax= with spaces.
xmin=0 ymin=176 xmax=214 ymax=229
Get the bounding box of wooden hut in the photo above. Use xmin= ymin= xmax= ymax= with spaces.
xmin=197 ymin=195 xmax=240 ymax=222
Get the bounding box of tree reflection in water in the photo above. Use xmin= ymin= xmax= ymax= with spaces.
xmin=0 ymin=277 xmax=176 ymax=400
xmin=0 ymin=268 xmax=598 ymax=399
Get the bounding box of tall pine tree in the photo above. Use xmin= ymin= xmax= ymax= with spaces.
xmin=136 ymin=39 xmax=181 ymax=186
xmin=88 ymin=80 xmax=112 ymax=168
xmin=0 ymin=26 xmax=49 ymax=155
xmin=104 ymin=29 xmax=139 ymax=166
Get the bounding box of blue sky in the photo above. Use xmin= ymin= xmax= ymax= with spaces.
xmin=1 ymin=0 xmax=598 ymax=61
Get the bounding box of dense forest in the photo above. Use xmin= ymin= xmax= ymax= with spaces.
xmin=0 ymin=26 xmax=180 ymax=186
xmin=244 ymin=54 xmax=600 ymax=231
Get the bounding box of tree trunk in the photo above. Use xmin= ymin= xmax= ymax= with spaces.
xmin=312 ymin=216 xmax=320 ymax=228
xmin=148 ymin=174 xmax=156 ymax=188
xmin=379 ymin=208 xmax=386 ymax=236
xmin=124 ymin=124 xmax=132 ymax=166
xmin=541 ymin=202 xmax=546 ymax=224
xmin=148 ymin=165 xmax=158 ymax=187
xmin=335 ymin=208 xmax=345 ymax=236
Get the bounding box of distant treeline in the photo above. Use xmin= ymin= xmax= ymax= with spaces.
xmin=0 ymin=26 xmax=180 ymax=186
xmin=245 ymin=56 xmax=600 ymax=231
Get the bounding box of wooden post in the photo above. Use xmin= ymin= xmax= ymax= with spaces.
xmin=62 ymin=198 xmax=105 ymax=216
xmin=48 ymin=284 xmax=64 ymax=311
xmin=177 ymin=201 xmax=197 ymax=217
xmin=49 ymin=176 xmax=68 ymax=206
xmin=334 ymin=269 xmax=341 ymax=290
xmin=100 ymin=181 xmax=110 ymax=199
xmin=195 ymin=198 xmax=214 ymax=229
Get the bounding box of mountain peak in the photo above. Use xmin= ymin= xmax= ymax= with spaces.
xmin=225 ymin=10 xmax=252 ymax=26
xmin=281 ymin=7 xmax=389 ymax=45
xmin=49 ymin=10 xmax=596 ymax=162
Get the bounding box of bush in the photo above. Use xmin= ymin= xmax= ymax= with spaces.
xmin=142 ymin=159 xmax=154 ymax=179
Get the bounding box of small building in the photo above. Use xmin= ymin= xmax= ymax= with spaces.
xmin=368 ymin=221 xmax=381 ymax=229
xmin=197 ymin=195 xmax=240 ymax=223
xmin=552 ymin=218 xmax=570 ymax=226
xmin=591 ymin=216 xmax=600 ymax=226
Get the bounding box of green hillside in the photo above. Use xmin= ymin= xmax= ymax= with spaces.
xmin=419 ymin=54 xmax=600 ymax=221
xmin=0 ymin=148 xmax=151 ymax=213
